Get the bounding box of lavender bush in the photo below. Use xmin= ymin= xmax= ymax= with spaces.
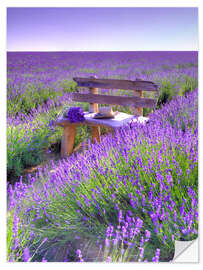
xmin=7 ymin=89 xmax=198 ymax=262
xmin=7 ymin=51 xmax=198 ymax=118
xmin=7 ymin=51 xmax=198 ymax=262
xmin=7 ymin=51 xmax=198 ymax=178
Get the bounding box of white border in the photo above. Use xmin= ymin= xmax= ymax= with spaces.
xmin=0 ymin=0 xmax=202 ymax=269
xmin=0 ymin=0 xmax=7 ymax=267
xmin=2 ymin=0 xmax=201 ymax=8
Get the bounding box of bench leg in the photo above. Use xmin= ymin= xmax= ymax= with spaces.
xmin=105 ymin=126 xmax=114 ymax=134
xmin=91 ymin=126 xmax=101 ymax=144
xmin=61 ymin=125 xmax=77 ymax=158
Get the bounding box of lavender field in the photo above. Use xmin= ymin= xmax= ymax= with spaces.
xmin=7 ymin=51 xmax=198 ymax=262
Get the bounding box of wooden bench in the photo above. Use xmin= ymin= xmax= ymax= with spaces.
xmin=55 ymin=76 xmax=158 ymax=158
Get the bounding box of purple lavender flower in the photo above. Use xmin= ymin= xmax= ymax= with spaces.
xmin=76 ymin=249 xmax=84 ymax=262
xmin=113 ymin=238 xmax=118 ymax=246
xmin=152 ymin=248 xmax=160 ymax=262
xmin=105 ymin=238 xmax=110 ymax=247
xmin=23 ymin=247 xmax=30 ymax=262
xmin=145 ymin=230 xmax=151 ymax=241
xmin=139 ymin=247 xmax=144 ymax=259
xmin=106 ymin=225 xmax=114 ymax=237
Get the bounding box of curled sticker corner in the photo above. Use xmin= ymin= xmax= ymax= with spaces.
xmin=173 ymin=239 xmax=198 ymax=263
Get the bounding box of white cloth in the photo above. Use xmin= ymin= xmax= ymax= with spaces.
xmin=84 ymin=112 xmax=149 ymax=128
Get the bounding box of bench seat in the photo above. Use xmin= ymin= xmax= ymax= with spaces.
xmin=56 ymin=112 xmax=149 ymax=129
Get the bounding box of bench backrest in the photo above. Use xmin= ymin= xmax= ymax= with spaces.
xmin=72 ymin=76 xmax=158 ymax=116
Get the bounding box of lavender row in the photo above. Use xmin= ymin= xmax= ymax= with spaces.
xmin=7 ymin=51 xmax=198 ymax=119
xmin=7 ymin=89 xmax=198 ymax=262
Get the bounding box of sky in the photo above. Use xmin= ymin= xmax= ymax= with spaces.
xmin=7 ymin=7 xmax=198 ymax=51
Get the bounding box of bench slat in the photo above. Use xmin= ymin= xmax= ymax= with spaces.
xmin=72 ymin=93 xmax=156 ymax=108
xmin=73 ymin=77 xmax=158 ymax=92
